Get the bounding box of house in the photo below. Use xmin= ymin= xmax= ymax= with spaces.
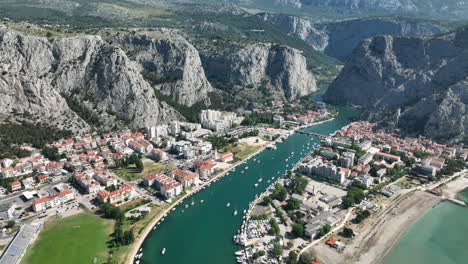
xmin=97 ymin=184 xmax=134 ymax=205
xmin=0 ymin=203 xmax=16 ymax=222
xmin=0 ymin=167 xmax=14 ymax=178
xmin=128 ymin=140 xmax=145 ymax=153
xmin=32 ymin=190 xmax=75 ymax=212
xmin=1 ymin=158 xmax=13 ymax=168
xmin=375 ymin=152 xmax=401 ymax=163
xmin=73 ymin=172 xmax=102 ymax=194
xmin=170 ymin=169 xmax=200 ymax=188
xmin=9 ymin=181 xmax=22 ymax=192
xmin=149 ymin=148 xmax=167 ymax=161
xmin=194 ymin=159 xmax=217 ymax=178
xmin=37 ymin=174 xmax=49 ymax=184
xmin=220 ymin=152 xmax=234 ymax=162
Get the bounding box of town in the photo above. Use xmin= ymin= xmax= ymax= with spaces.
xmin=0 ymin=101 xmax=334 ymax=264
xmin=233 ymin=121 xmax=467 ymax=264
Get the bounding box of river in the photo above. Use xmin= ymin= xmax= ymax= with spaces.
xmin=383 ymin=189 xmax=468 ymax=264
xmin=139 ymin=106 xmax=358 ymax=264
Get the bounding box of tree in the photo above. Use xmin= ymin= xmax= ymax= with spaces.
xmin=298 ymin=254 xmax=312 ymax=264
xmin=355 ymin=210 xmax=371 ymax=223
xmin=262 ymin=196 xmax=272 ymax=205
xmin=291 ymin=223 xmax=304 ymax=238
xmin=342 ymin=227 xmax=355 ymax=238
xmin=270 ymin=183 xmax=287 ymax=201
xmin=252 ymin=250 xmax=266 ymax=259
xmin=269 ymin=218 xmax=280 ymax=236
xmin=6 ymin=220 xmax=15 ymax=228
xmin=287 ymin=251 xmax=298 ymax=264
xmin=135 ymin=159 xmax=144 ymax=173
xmin=316 ymin=224 xmax=331 ymax=238
xmin=285 ymin=198 xmax=300 ymax=211
xmin=287 ymin=241 xmax=294 ymax=249
xmin=272 ymin=243 xmax=283 ymax=257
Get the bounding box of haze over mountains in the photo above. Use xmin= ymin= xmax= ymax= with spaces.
xmin=0 ymin=0 xmax=466 ymax=143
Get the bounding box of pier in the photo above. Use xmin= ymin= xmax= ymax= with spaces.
xmin=445 ymin=198 xmax=467 ymax=207
xmin=295 ymin=130 xmax=329 ymax=140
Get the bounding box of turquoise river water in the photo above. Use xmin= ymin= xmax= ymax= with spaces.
xmin=139 ymin=107 xmax=358 ymax=264
xmin=384 ymin=189 xmax=468 ymax=264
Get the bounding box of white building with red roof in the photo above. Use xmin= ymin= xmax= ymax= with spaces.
xmin=220 ymin=152 xmax=234 ymax=163
xmin=170 ymin=169 xmax=199 ymax=188
xmin=32 ymin=189 xmax=74 ymax=212
xmin=194 ymin=159 xmax=217 ymax=178
xmin=97 ymin=184 xmax=134 ymax=205
xmin=143 ymin=173 xmax=182 ymax=199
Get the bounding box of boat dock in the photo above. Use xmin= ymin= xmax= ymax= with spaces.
xmin=445 ymin=198 xmax=467 ymax=207
xmin=295 ymin=131 xmax=329 ymax=140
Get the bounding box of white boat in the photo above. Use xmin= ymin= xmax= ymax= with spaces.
xmin=243 ymin=209 xmax=247 ymax=214
xmin=254 ymin=183 xmax=259 ymax=187
xmin=226 ymin=203 xmax=231 ymax=207
xmin=191 ymin=201 xmax=195 ymax=206
xmin=233 ymin=210 xmax=238 ymax=216
xmin=200 ymin=200 xmax=204 ymax=203
xmin=245 ymin=166 xmax=248 ymax=169
xmin=235 ymin=251 xmax=244 ymax=256
xmin=161 ymin=248 xmax=166 ymax=255
xmin=258 ymin=178 xmax=263 ymax=182
xmin=185 ymin=204 xmax=188 ymax=208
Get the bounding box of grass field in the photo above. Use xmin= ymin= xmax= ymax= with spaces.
xmin=221 ymin=143 xmax=262 ymax=160
xmin=113 ymin=159 xmax=176 ymax=181
xmin=22 ymin=213 xmax=113 ymax=264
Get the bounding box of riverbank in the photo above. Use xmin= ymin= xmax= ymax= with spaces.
xmin=126 ymin=138 xmax=273 ymax=264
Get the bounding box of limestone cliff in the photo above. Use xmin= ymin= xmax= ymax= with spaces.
xmin=199 ymin=42 xmax=317 ymax=101
xmin=324 ymin=27 xmax=468 ymax=142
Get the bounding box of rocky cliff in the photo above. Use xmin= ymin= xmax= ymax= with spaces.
xmin=324 ymin=27 xmax=468 ymax=142
xmin=198 ymin=42 xmax=317 ymax=101
xmin=258 ymin=14 xmax=447 ymax=61
xmin=0 ymin=29 xmax=212 ymax=131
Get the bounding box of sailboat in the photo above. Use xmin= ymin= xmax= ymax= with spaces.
xmin=233 ymin=209 xmax=238 ymax=216
xmin=226 ymin=203 xmax=231 ymax=207
xmin=161 ymin=248 xmax=166 ymax=255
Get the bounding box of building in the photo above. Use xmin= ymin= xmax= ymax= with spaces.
xmin=273 ymin=115 xmax=284 ymax=126
xmin=148 ymin=148 xmax=167 ymax=161
xmin=339 ymin=151 xmax=355 ymax=168
xmin=32 ymin=190 xmax=75 ymax=212
xmin=170 ymin=169 xmax=200 ymax=188
xmin=358 ymin=153 xmax=374 ymax=165
xmin=73 ymin=172 xmax=103 ymax=194
xmin=1 ymin=158 xmax=13 ymax=168
xmin=220 ymin=152 xmax=234 ymax=163
xmin=356 ymin=174 xmax=373 ymax=188
xmin=299 ymin=158 xmax=346 ymax=184
xmin=9 ymin=181 xmax=22 ymax=192
xmin=375 ymin=152 xmax=401 ymax=163
xmin=199 ymin=110 xmax=243 ymax=132
xmin=0 ymin=203 xmax=16 ymax=222
xmin=97 ymin=184 xmax=134 ymax=205
xmin=143 ymin=173 xmax=182 ymax=199
xmin=194 ymin=159 xmax=217 ymax=178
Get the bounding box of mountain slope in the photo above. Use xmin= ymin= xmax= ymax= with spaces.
xmin=258 ymin=14 xmax=448 ymax=61
xmin=324 ymin=27 xmax=468 ymax=142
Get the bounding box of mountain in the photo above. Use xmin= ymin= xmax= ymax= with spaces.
xmin=324 ymin=27 xmax=468 ymax=143
xmin=258 ymin=14 xmax=448 ymax=61
xmin=195 ymin=40 xmax=317 ymax=102
xmin=0 ymin=26 xmax=319 ymax=131
xmin=192 ymin=0 xmax=468 ymax=20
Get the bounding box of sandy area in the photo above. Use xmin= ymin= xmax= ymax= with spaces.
xmin=308 ymin=190 xmax=440 ymax=264
xmin=239 ymin=136 xmax=268 ymax=146
xmin=442 ymin=171 xmax=468 ymax=200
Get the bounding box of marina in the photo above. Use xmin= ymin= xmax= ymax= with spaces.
xmin=138 ymin=107 xmax=358 ymax=264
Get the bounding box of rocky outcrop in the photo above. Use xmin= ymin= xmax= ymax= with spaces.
xmin=324 ymin=27 xmax=468 ymax=142
xmin=258 ymin=14 xmax=447 ymax=61
xmin=0 ymin=29 xmax=209 ymax=131
xmin=200 ymin=43 xmax=317 ymax=101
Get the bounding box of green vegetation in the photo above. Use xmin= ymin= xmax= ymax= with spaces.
xmin=291 ymin=223 xmax=305 ymax=238
xmin=288 ymin=174 xmax=309 ymax=194
xmin=272 ymin=242 xmax=283 ymax=257
xmin=219 ymin=142 xmax=262 ymax=161
xmin=113 ymin=159 xmax=175 ymax=181
xmin=0 ymin=121 xmax=72 ymax=159
xmin=269 ymin=218 xmax=280 ymax=236
xmin=316 ymin=224 xmax=331 ymax=239
xmin=252 ymin=250 xmax=266 ymax=259
xmin=438 ymin=158 xmax=465 ymax=177
xmin=285 ymin=198 xmax=301 ymax=211
xmin=151 ymin=88 xmax=208 ymax=123
xmin=41 ymin=146 xmax=66 ymax=161
xmin=342 ymin=227 xmax=355 ymax=238
xmin=22 ymin=213 xmax=113 ymax=264
xmin=342 ymin=182 xmax=366 ymax=208
xmin=354 ymin=210 xmax=371 ymax=224
xmin=250 ymin=214 xmax=268 ymax=220
xmin=241 ymin=113 xmax=274 ymax=126
xmin=270 ymin=183 xmax=288 ymax=201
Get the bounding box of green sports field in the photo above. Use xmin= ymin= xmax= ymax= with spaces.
xmin=22 ymin=213 xmax=113 ymax=264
